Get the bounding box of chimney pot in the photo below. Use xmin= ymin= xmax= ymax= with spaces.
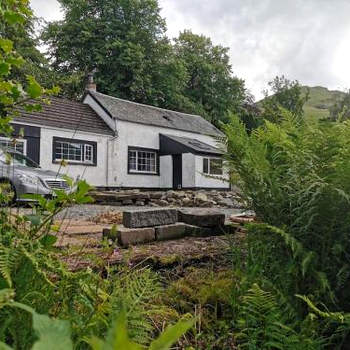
xmin=86 ymin=71 xmax=97 ymax=92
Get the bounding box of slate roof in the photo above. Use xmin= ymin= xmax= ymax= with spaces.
xmin=87 ymin=91 xmax=222 ymax=136
xmin=14 ymin=97 xmax=114 ymax=136
xmin=160 ymin=134 xmax=224 ymax=156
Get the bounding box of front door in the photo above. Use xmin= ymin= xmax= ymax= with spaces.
xmin=172 ymin=154 xmax=182 ymax=189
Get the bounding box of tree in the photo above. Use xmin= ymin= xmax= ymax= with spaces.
xmin=42 ymin=0 xmax=186 ymax=103
xmin=173 ymin=30 xmax=245 ymax=125
xmin=329 ymin=89 xmax=350 ymax=121
xmin=0 ymin=3 xmax=55 ymax=89
xmin=261 ymin=75 xmax=309 ymax=123
xmin=0 ymin=0 xmax=58 ymax=133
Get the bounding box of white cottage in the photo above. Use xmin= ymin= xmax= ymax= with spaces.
xmin=12 ymin=85 xmax=229 ymax=190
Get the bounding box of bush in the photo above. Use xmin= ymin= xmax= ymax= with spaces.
xmin=223 ymin=112 xmax=350 ymax=347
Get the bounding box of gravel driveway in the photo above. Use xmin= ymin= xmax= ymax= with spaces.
xmin=11 ymin=204 xmax=245 ymax=221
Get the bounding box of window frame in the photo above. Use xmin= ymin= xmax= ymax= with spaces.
xmin=0 ymin=136 xmax=27 ymax=155
xmin=128 ymin=146 xmax=160 ymax=176
xmin=52 ymin=137 xmax=97 ymax=166
xmin=203 ymin=157 xmax=223 ymax=176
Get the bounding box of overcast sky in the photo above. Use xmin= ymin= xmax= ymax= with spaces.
xmin=30 ymin=0 xmax=350 ymax=100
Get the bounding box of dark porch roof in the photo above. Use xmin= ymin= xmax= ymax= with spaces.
xmin=159 ymin=134 xmax=224 ymax=156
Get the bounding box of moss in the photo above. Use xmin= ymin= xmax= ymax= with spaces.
xmin=158 ymin=254 xmax=182 ymax=266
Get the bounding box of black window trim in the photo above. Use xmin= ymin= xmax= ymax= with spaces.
xmin=52 ymin=137 xmax=97 ymax=166
xmin=128 ymin=146 xmax=160 ymax=176
xmin=203 ymin=156 xmax=223 ymax=176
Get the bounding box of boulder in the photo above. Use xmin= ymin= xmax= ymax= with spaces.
xmin=194 ymin=193 xmax=208 ymax=203
xmin=149 ymin=192 xmax=163 ymax=199
xmin=179 ymin=209 xmax=225 ymax=227
xmin=123 ymin=209 xmax=178 ymax=228
xmin=182 ymin=197 xmax=192 ymax=206
xmin=155 ymin=223 xmax=187 ymax=241
xmin=116 ymin=226 xmax=155 ymax=247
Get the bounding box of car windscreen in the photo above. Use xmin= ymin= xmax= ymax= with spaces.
xmin=0 ymin=151 xmax=39 ymax=168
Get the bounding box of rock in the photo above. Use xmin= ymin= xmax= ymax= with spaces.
xmin=123 ymin=209 xmax=178 ymax=228
xmin=155 ymin=199 xmax=169 ymax=207
xmin=135 ymin=200 xmax=145 ymax=206
xmin=149 ymin=202 xmax=159 ymax=207
xmin=182 ymin=197 xmax=192 ymax=206
xmin=218 ymin=198 xmax=234 ymax=208
xmin=173 ymin=191 xmax=187 ymax=199
xmin=194 ymin=193 xmax=208 ymax=204
xmin=122 ymin=199 xmax=133 ymax=205
xmin=166 ymin=190 xmax=176 ymax=198
xmin=167 ymin=197 xmax=176 ymax=203
xmin=179 ymin=209 xmax=225 ymax=228
xmin=117 ymin=226 xmax=155 ymax=247
xmin=155 ymin=223 xmax=187 ymax=241
xmin=149 ymin=192 xmax=163 ymax=199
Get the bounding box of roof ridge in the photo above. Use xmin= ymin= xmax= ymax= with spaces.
xmin=91 ymin=91 xmax=204 ymax=119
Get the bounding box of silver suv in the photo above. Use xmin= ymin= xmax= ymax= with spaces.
xmin=0 ymin=148 xmax=69 ymax=203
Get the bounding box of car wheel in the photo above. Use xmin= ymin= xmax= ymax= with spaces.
xmin=0 ymin=180 xmax=16 ymax=206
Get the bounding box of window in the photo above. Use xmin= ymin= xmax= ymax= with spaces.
xmin=0 ymin=137 xmax=26 ymax=154
xmin=203 ymin=157 xmax=223 ymax=175
xmin=53 ymin=137 xmax=97 ymax=165
xmin=128 ymin=147 xmax=158 ymax=174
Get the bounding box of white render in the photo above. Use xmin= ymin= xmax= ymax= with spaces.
xmin=14 ymin=121 xmax=111 ymax=187
xmin=15 ymin=94 xmax=230 ymax=190
xmin=100 ymin=118 xmax=230 ymax=189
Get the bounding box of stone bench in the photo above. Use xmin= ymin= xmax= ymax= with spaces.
xmin=103 ymin=208 xmax=237 ymax=247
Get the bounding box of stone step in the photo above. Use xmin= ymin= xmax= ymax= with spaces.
xmin=155 ymin=223 xmax=187 ymax=241
xmin=178 ymin=209 xmax=225 ymax=228
xmin=123 ymin=208 xmax=178 ymax=228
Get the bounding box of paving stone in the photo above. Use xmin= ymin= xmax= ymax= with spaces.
xmin=116 ymin=226 xmax=155 ymax=247
xmin=123 ymin=209 xmax=178 ymax=228
xmin=155 ymin=223 xmax=187 ymax=241
xmin=184 ymin=224 xmax=213 ymax=237
xmin=179 ymin=209 xmax=225 ymax=227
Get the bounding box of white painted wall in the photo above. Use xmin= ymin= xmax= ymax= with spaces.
xmin=113 ymin=120 xmax=229 ymax=188
xmin=160 ymin=155 xmax=172 ymax=188
xmin=39 ymin=127 xmax=110 ymax=187
xmin=182 ymin=153 xmax=195 ymax=188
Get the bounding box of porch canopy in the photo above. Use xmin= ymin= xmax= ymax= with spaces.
xmin=159 ymin=134 xmax=224 ymax=156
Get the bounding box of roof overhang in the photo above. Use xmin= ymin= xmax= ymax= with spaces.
xmin=159 ymin=134 xmax=224 ymax=156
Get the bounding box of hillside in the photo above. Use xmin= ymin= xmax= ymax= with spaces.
xmin=302 ymin=86 xmax=346 ymax=120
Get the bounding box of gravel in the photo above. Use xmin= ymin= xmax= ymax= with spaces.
xmin=11 ymin=204 xmax=244 ymax=221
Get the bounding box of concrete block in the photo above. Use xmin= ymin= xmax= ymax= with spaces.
xmin=155 ymin=223 xmax=187 ymax=241
xmin=179 ymin=209 xmax=225 ymax=228
xmin=123 ymin=209 xmax=178 ymax=228
xmin=117 ymin=226 xmax=155 ymax=247
xmin=184 ymin=224 xmax=213 ymax=237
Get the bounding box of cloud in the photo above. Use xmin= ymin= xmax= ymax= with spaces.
xmin=159 ymin=0 xmax=350 ymax=99
xmin=30 ymin=0 xmax=350 ymax=99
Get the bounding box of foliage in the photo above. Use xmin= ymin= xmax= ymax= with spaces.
xmin=173 ymin=30 xmax=245 ymax=125
xmin=223 ymin=112 xmax=350 ymax=347
xmin=41 ymin=1 xmax=246 ymax=124
xmin=261 ymin=75 xmax=309 ymax=123
xmin=329 ymin=89 xmax=350 ymax=121
xmin=41 ymin=0 xmax=180 ymax=101
xmin=236 ymin=284 xmax=325 ymax=349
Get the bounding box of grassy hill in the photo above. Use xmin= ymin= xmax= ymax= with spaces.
xmin=302 ymin=86 xmax=346 ymax=120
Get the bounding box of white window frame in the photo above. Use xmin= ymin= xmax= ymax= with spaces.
xmin=54 ymin=139 xmax=95 ymax=165
xmin=128 ymin=148 xmax=158 ymax=174
xmin=0 ymin=137 xmax=27 ymax=155
xmin=203 ymin=157 xmax=223 ymax=176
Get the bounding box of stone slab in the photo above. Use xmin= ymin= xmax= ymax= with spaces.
xmin=155 ymin=223 xmax=187 ymax=241
xmin=117 ymin=226 xmax=155 ymax=247
xmin=123 ymin=209 xmax=178 ymax=228
xmin=179 ymin=209 xmax=225 ymax=228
